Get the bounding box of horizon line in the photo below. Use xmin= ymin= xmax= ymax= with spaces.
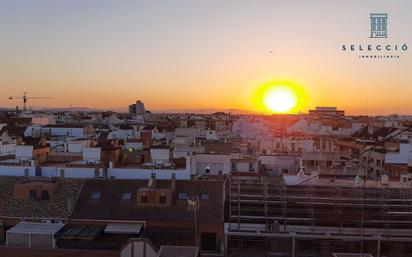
xmin=0 ymin=106 xmax=411 ymax=117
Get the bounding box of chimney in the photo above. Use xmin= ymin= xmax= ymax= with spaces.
xmin=39 ymin=136 xmax=47 ymax=146
xmin=171 ymin=173 xmax=176 ymax=193
xmin=94 ymin=165 xmax=100 ymax=178
xmin=16 ymin=136 xmax=23 ymax=145
xmin=218 ymin=170 xmax=223 ymax=179
xmin=299 ymin=157 xmax=304 ymax=170
xmin=66 ymin=197 xmax=74 ymax=214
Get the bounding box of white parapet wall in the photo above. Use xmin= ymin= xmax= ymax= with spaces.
xmin=40 ymin=166 xmax=99 ymax=178
xmin=0 ymin=166 xmax=35 ymax=176
xmin=108 ymin=167 xmax=190 ymax=180
xmin=0 ymin=165 xmax=189 ymax=180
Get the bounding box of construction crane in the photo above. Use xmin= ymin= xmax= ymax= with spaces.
xmin=8 ymin=91 xmax=52 ymax=111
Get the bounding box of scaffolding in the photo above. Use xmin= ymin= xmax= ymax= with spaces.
xmin=225 ymin=174 xmax=412 ymax=257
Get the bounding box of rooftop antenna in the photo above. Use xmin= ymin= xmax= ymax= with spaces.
xmin=187 ymin=195 xmax=200 ymax=247
xmin=8 ymin=91 xmax=52 ymax=111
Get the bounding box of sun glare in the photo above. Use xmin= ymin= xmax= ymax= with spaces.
xmin=252 ymin=80 xmax=307 ymax=114
xmin=263 ymin=86 xmax=297 ymax=113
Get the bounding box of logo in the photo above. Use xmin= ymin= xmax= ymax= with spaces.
xmin=341 ymin=12 xmax=407 ymax=59
xmin=370 ymin=13 xmax=387 ymax=38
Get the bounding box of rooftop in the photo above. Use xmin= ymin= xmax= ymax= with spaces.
xmin=158 ymin=245 xmax=198 ymax=257
xmin=0 ymin=177 xmax=84 ymax=219
xmin=71 ymin=179 xmax=224 ymax=224
xmin=0 ymin=247 xmax=118 ymax=257
xmin=7 ymin=222 xmax=65 ymax=235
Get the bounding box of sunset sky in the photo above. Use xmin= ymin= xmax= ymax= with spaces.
xmin=0 ymin=0 xmax=411 ymax=114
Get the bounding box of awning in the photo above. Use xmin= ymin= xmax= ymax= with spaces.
xmin=7 ymin=222 xmax=65 ymax=235
xmin=104 ymin=223 xmax=142 ymax=234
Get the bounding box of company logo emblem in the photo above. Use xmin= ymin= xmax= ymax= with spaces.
xmin=341 ymin=12 xmax=407 ymax=59
xmin=370 ymin=13 xmax=387 ymax=38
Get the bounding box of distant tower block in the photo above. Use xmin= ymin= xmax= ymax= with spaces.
xmin=129 ymin=100 xmax=146 ymax=115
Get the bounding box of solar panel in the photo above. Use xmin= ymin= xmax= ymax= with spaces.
xmin=90 ymin=192 xmax=101 ymax=200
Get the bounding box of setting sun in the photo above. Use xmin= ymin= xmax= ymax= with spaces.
xmin=263 ymin=86 xmax=297 ymax=113
xmin=252 ymin=80 xmax=308 ymax=114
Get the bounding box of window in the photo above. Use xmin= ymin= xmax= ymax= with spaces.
xmin=200 ymin=194 xmax=210 ymax=200
xmin=91 ymin=192 xmax=101 ymax=200
xmin=231 ymin=162 xmax=236 ymax=171
xmin=122 ymin=192 xmax=132 ymax=202
xmin=41 ymin=190 xmax=49 ymax=200
xmin=159 ymin=193 xmax=166 ymax=204
xmin=178 ymin=192 xmax=188 ymax=200
xmin=141 ymin=192 xmax=148 ymax=203
xmin=29 ymin=190 xmax=37 ymax=200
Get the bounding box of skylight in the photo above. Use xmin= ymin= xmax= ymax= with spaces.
xmin=122 ymin=192 xmax=132 ymax=201
xmin=90 ymin=192 xmax=101 ymax=200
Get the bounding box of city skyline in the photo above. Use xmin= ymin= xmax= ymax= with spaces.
xmin=2 ymin=2 xmax=412 ymax=257
xmin=1 ymin=0 xmax=411 ymax=115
